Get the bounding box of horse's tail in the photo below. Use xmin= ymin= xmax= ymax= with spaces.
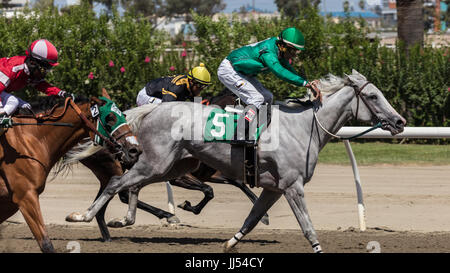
xmin=55 ymin=140 xmax=103 ymax=178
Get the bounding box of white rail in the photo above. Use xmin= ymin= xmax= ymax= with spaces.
xmin=336 ymin=126 xmax=450 ymax=231
xmin=337 ymin=126 xmax=450 ymax=139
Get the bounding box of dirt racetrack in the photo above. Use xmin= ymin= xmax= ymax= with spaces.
xmin=1 ymin=163 xmax=450 ymax=253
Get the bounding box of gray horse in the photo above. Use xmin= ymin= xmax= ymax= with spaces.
xmin=69 ymin=70 xmax=406 ymax=253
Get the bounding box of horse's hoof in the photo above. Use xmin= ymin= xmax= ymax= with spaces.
xmin=222 ymin=242 xmax=238 ymax=253
xmin=167 ymin=215 xmax=181 ymax=224
xmin=177 ymin=200 xmax=191 ymax=211
xmin=65 ymin=212 xmax=85 ymax=222
xmin=107 ymin=218 xmax=127 ymax=228
xmin=260 ymin=215 xmax=270 ymax=225
xmin=102 ymin=237 xmax=113 ymax=243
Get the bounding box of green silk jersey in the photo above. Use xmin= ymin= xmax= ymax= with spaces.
xmin=226 ymin=37 xmax=308 ymax=87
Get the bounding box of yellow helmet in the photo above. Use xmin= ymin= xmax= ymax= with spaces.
xmin=187 ymin=63 xmax=211 ymax=85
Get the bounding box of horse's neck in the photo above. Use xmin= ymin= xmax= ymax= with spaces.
xmin=314 ymin=86 xmax=355 ymax=148
xmin=278 ymin=86 xmax=354 ymax=151
xmin=32 ymin=104 xmax=90 ymax=169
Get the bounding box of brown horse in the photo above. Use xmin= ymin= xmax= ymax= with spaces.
xmin=67 ymin=89 xmax=269 ymax=242
xmin=0 ymin=89 xmax=141 ymax=252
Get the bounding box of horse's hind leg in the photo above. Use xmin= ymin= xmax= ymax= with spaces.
xmin=223 ymin=189 xmax=281 ymax=252
xmin=17 ymin=190 xmax=54 ymax=252
xmin=117 ymin=190 xmax=180 ymax=224
xmin=171 ymin=175 xmax=214 ymax=215
xmin=222 ymin=177 xmax=270 ymax=225
xmin=284 ymin=180 xmax=322 ymax=253
xmin=203 ymin=170 xmax=270 ymax=225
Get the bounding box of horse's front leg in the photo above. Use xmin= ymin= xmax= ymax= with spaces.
xmin=284 ymin=180 xmax=322 ymax=253
xmin=69 ymin=166 xmax=147 ymax=223
xmin=107 ymin=186 xmax=140 ymax=228
xmin=17 ymin=190 xmax=54 ymax=252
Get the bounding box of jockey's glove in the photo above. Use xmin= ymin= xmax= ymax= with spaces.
xmin=58 ymin=90 xmax=76 ymax=101
xmin=0 ymin=114 xmax=12 ymax=128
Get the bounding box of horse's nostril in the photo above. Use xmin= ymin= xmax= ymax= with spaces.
xmin=396 ymin=119 xmax=405 ymax=128
xmin=129 ymin=148 xmax=139 ymax=155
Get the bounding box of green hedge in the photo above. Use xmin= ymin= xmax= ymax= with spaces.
xmin=0 ymin=5 xmax=448 ymax=127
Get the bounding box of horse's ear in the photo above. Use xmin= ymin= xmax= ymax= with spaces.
xmin=102 ymin=88 xmax=111 ymax=100
xmin=346 ymin=74 xmax=359 ymax=85
xmin=91 ymin=97 xmax=106 ymax=106
xmin=351 ymin=69 xmax=367 ymax=81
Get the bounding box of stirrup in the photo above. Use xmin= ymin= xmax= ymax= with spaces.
xmin=229 ymin=139 xmax=256 ymax=146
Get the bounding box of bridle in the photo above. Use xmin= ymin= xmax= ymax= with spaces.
xmin=95 ymin=114 xmax=133 ymax=158
xmin=17 ymin=97 xmax=124 ymax=153
xmin=313 ymin=81 xmax=382 ymax=140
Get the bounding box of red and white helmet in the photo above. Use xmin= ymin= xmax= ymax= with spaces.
xmin=26 ymin=39 xmax=59 ymax=67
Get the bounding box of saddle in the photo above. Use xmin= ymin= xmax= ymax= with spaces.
xmin=203 ymin=91 xmax=268 ymax=188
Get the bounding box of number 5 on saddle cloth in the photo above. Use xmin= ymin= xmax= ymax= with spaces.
xmin=204 ymin=106 xmax=268 ymax=188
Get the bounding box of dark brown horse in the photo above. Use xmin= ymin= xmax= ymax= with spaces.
xmin=68 ymin=89 xmax=269 ymax=242
xmin=0 ymin=89 xmax=141 ymax=252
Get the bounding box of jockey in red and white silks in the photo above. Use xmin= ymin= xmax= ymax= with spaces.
xmin=0 ymin=39 xmax=75 ymax=127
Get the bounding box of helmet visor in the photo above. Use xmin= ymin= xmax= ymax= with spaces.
xmin=192 ymin=80 xmax=208 ymax=90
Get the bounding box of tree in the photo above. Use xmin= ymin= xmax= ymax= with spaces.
xmin=122 ymin=0 xmax=165 ymax=20
xmin=164 ymin=0 xmax=226 ymax=22
xmin=0 ymin=0 xmax=12 ymax=8
xmin=359 ymin=0 xmax=365 ymax=11
xmin=373 ymin=4 xmax=382 ymax=16
xmin=397 ymin=0 xmax=424 ymax=50
xmin=96 ymin=0 xmax=119 ymax=13
xmin=275 ymin=0 xmax=320 ymax=18
xmin=343 ymin=0 xmax=350 ymax=12
xmin=33 ymin=0 xmax=54 ymax=11
xmin=238 ymin=4 xmax=248 ymax=15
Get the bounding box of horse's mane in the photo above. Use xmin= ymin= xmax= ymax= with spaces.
xmin=16 ymin=95 xmax=90 ymax=115
xmin=317 ymin=74 xmax=349 ymax=96
xmin=276 ymin=74 xmax=349 ymax=111
xmin=124 ymin=103 xmax=160 ymax=133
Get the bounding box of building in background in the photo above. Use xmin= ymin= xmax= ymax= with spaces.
xmin=320 ymin=11 xmax=381 ymax=29
xmin=0 ymin=0 xmax=27 ymax=17
xmin=423 ymin=0 xmax=448 ymax=32
xmin=381 ymin=0 xmax=397 ymax=28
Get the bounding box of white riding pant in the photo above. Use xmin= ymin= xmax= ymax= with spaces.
xmin=136 ymin=87 xmax=162 ymax=106
xmin=0 ymin=91 xmax=31 ymax=115
xmin=217 ymin=58 xmax=273 ymax=109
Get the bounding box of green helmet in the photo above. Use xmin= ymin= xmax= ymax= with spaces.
xmin=278 ymin=27 xmax=305 ymax=51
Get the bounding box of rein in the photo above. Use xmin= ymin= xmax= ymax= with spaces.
xmin=12 ymin=122 xmax=73 ymax=127
xmin=312 ymin=82 xmax=382 ymax=140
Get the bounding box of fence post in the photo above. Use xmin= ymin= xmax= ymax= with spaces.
xmin=343 ymin=140 xmax=367 ymax=231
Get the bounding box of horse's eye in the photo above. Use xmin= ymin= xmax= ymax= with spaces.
xmin=105 ymin=113 xmax=117 ymax=127
xmin=369 ymin=95 xmax=377 ymax=101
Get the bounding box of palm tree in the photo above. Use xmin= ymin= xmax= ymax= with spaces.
xmin=343 ymin=0 xmax=350 ymax=12
xmin=397 ymin=0 xmax=424 ymax=50
xmin=359 ymin=0 xmax=365 ymax=11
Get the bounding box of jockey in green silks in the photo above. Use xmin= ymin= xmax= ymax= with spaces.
xmin=217 ymin=27 xmax=322 ymax=144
